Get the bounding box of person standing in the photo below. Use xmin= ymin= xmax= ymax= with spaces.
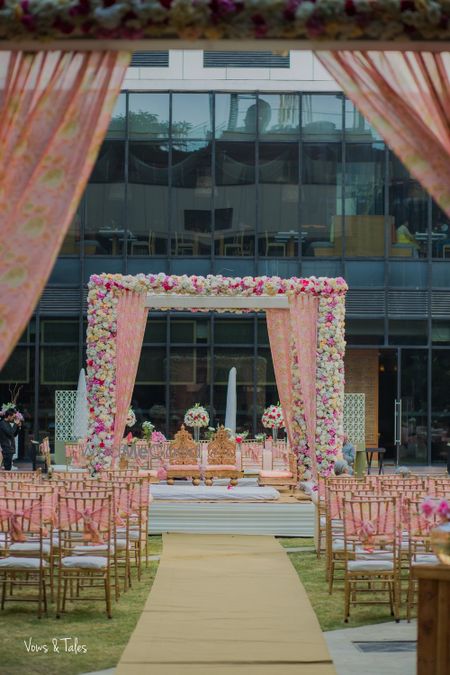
xmin=0 ymin=409 xmax=20 ymax=471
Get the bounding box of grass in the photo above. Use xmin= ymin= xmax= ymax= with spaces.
xmin=278 ymin=537 xmax=403 ymax=632
xmin=0 ymin=535 xmax=162 ymax=675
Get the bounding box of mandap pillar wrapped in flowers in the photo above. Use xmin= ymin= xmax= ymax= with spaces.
xmin=85 ymin=273 xmax=346 ymax=478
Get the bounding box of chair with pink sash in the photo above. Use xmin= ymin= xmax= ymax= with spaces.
xmin=64 ymin=441 xmax=88 ymax=469
xmin=0 ymin=495 xmax=48 ymax=617
xmin=166 ymin=426 xmax=201 ymax=486
xmin=56 ymin=493 xmax=113 ymax=618
xmin=204 ymin=427 xmax=242 ymax=486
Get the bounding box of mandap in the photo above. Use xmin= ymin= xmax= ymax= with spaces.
xmin=85 ymin=273 xmax=347 ymax=479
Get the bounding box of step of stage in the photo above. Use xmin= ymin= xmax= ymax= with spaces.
xmin=149 ymin=501 xmax=315 ymax=537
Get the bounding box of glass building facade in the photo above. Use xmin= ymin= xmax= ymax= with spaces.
xmin=3 ymin=91 xmax=450 ymax=466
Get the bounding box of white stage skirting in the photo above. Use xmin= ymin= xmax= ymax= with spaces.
xmin=150 ymin=483 xmax=280 ymax=502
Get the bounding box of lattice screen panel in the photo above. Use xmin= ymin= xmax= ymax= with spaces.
xmin=55 ymin=390 xmax=77 ymax=441
xmin=343 ymin=393 xmax=366 ymax=445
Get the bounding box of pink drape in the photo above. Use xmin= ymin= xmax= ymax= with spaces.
xmin=265 ymin=310 xmax=295 ymax=451
xmin=289 ymin=295 xmax=318 ymax=465
xmin=0 ymin=50 xmax=130 ymax=370
xmin=317 ymin=50 xmax=450 ymax=217
xmin=113 ymin=291 xmax=148 ymax=455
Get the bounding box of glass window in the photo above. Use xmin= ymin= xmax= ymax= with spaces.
xmin=136 ymin=347 xmax=166 ymax=384
xmin=258 ymin=94 xmax=299 ymax=139
xmin=346 ymin=319 xmax=385 ymax=345
xmin=432 ymin=262 xmax=450 ymax=287
xmin=389 ymin=320 xmax=428 ymax=345
xmin=258 ymin=143 xmax=299 ymax=257
xmin=215 ymin=142 xmax=255 ymax=257
xmin=345 ymin=261 xmax=384 ymax=286
xmin=85 ymin=141 xmax=125 ymax=255
xmin=256 ymin=346 xmax=277 ymax=434
xmin=40 ymin=347 xmax=79 ymax=384
xmin=302 ymin=94 xmax=342 ymax=139
xmin=128 ymin=93 xmax=170 ymax=139
xmin=128 ymin=141 xmax=169 ymax=255
xmin=257 ymin=318 xmax=269 ymax=345
xmin=344 ymin=99 xmax=381 ymax=142
xmin=106 ymin=92 xmax=126 ymax=139
xmin=388 ymin=261 xmax=428 ymax=287
xmin=131 ymin=385 xmax=166 ymax=433
xmin=169 ymin=348 xmax=210 ymax=434
xmin=60 ymin=205 xmax=81 ymax=255
xmin=171 ymin=319 xmax=210 ymax=344
xmin=41 ymin=320 xmax=78 ymax=343
xmin=0 ymin=346 xmax=31 ymax=383
xmin=400 ymin=350 xmax=428 ymax=464
xmin=48 ymin=258 xmax=80 ymax=284
xmin=431 ymin=349 xmax=450 ymax=462
xmin=431 ymin=200 xmax=450 ymax=259
xmin=215 ymin=93 xmax=257 ymax=140
xmin=172 ymin=93 xmax=212 ymax=139
xmin=344 ymin=143 xmax=385 ymax=257
xmin=171 ymin=142 xmax=212 ymax=256
xmin=215 ymin=319 xmax=254 ymax=344
xmin=143 ymin=319 xmax=166 ymax=344
xmin=432 ymin=321 xmax=450 ymax=345
xmin=389 ymin=154 xmax=428 ymax=258
xmin=301 ymin=143 xmax=342 ymax=257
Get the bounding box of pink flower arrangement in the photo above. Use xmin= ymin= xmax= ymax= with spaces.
xmin=151 ymin=431 xmax=167 ymax=443
xmin=262 ymin=404 xmax=284 ymax=429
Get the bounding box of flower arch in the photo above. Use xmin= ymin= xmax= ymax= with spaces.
xmin=86 ymin=273 xmax=347 ymax=478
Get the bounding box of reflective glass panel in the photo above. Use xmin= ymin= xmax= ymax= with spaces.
xmin=258 ymin=94 xmax=299 ymax=139
xmin=431 ymin=349 xmax=450 ymax=462
xmin=301 ymin=143 xmax=342 ymax=256
xmin=389 ymin=320 xmax=428 ymax=345
xmin=431 ymin=200 xmax=450 ymax=259
xmin=172 ymin=93 xmax=212 ymax=139
xmin=258 ymin=143 xmax=298 ymax=257
xmin=302 ymin=94 xmax=342 ymax=139
xmin=344 ymin=143 xmax=385 ymax=257
xmin=344 ymin=99 xmax=381 ymax=142
xmin=128 ymin=93 xmax=170 ymax=139
xmin=215 ymin=142 xmax=255 ymax=256
xmin=214 ymin=348 xmax=254 ymax=432
xmin=106 ymin=92 xmax=126 ymax=139
xmin=169 ymin=348 xmax=210 ymax=434
xmin=128 ymin=141 xmax=169 ymax=255
xmin=400 ymin=350 xmax=428 ymax=464
xmin=171 ymin=142 xmax=212 ymax=256
xmin=389 ymin=154 xmax=428 ymax=258
xmin=215 ymin=93 xmax=257 ymax=140
xmin=346 ymin=319 xmax=385 ymax=345
xmin=85 ymin=141 xmax=125 ymax=255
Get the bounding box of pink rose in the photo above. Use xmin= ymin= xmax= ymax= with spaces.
xmin=421 ymin=498 xmax=436 ymax=518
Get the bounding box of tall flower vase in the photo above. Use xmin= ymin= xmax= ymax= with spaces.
xmin=272 ymin=428 xmax=278 ymax=442
xmin=194 ymin=427 xmax=200 ymax=443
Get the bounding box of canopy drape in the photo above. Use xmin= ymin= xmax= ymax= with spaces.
xmin=113 ymin=291 xmax=149 ymax=456
xmin=317 ymin=50 xmax=450 ymax=218
xmin=0 ymin=49 xmax=130 ymax=370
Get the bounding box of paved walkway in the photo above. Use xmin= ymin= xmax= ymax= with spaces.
xmin=115 ymin=533 xmax=335 ymax=675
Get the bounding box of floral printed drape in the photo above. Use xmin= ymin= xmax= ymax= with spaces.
xmin=317 ymin=50 xmax=450 ymax=217
xmin=0 ymin=50 xmax=130 ymax=370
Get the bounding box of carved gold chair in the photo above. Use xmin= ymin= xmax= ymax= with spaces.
xmin=204 ymin=427 xmax=242 ymax=486
xmin=258 ymin=452 xmax=298 ymax=492
xmin=166 ymin=426 xmax=201 ymax=485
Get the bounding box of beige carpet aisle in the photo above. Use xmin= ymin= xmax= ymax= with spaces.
xmin=116 ymin=533 xmax=335 ymax=675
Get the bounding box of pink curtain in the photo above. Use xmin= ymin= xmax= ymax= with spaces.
xmin=266 ymin=310 xmax=295 ymax=450
xmin=317 ymin=50 xmax=450 ymax=217
xmin=0 ymin=50 xmax=130 ymax=370
xmin=289 ymin=295 xmax=318 ymax=463
xmin=113 ymin=291 xmax=149 ymax=454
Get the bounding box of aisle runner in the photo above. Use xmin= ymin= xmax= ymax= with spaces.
xmin=116 ymin=534 xmax=335 ymax=675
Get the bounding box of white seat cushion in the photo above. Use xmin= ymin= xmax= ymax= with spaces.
xmin=348 ymin=559 xmax=394 ymax=572
xmin=117 ymin=528 xmax=140 ymax=541
xmin=355 ymin=548 xmax=394 ymax=560
xmin=10 ymin=542 xmax=51 ymax=555
xmin=61 ymin=556 xmax=107 ymax=569
xmin=332 ymin=538 xmax=350 ymax=552
xmin=412 ymin=554 xmax=439 ymax=566
xmin=72 ymin=544 xmax=111 ymax=555
xmin=320 ymin=516 xmax=326 ymax=527
xmin=0 ymin=557 xmax=48 ymax=569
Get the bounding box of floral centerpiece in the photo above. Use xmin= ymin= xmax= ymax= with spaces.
xmin=234 ymin=431 xmax=249 ymax=444
xmin=255 ymin=433 xmax=266 ymax=443
xmin=151 ymin=431 xmax=166 ymax=443
xmin=262 ymin=404 xmax=284 ymax=441
xmin=126 ymin=408 xmax=136 ymax=428
xmin=421 ymin=497 xmax=450 ymax=566
xmin=142 ymin=420 xmax=155 ymax=440
xmin=184 ymin=404 xmax=209 ymax=442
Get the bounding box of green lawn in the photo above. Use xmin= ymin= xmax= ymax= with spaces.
xmin=0 ymin=535 xmax=162 ymax=675
xmin=278 ymin=536 xmax=409 ymax=631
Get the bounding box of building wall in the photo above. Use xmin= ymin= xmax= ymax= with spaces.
xmin=344 ymin=350 xmax=379 ymax=447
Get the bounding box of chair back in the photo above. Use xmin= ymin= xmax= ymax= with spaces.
xmin=343 ymin=497 xmax=398 ymax=548
xmin=207 ymin=426 xmax=236 ymax=466
xmin=169 ymin=425 xmax=198 ymax=465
